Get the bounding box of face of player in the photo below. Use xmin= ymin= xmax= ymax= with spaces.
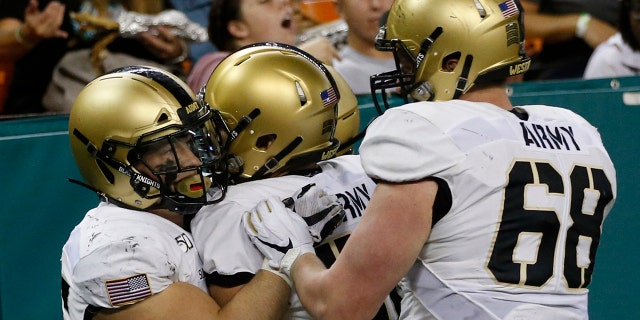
xmin=134 ymin=133 xmax=202 ymax=192
xmin=336 ymin=0 xmax=395 ymax=46
xmin=235 ymin=0 xmax=298 ymax=46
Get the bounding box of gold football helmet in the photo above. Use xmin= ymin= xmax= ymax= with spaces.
xmin=69 ymin=66 xmax=227 ymax=215
xmin=326 ymin=65 xmax=360 ymax=156
xmin=202 ymin=43 xmax=341 ymax=182
xmin=371 ymin=0 xmax=531 ymax=109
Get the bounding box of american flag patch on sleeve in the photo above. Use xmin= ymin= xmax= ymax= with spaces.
xmin=499 ymin=0 xmax=518 ymax=18
xmin=106 ymin=274 xmax=153 ymax=306
xmin=320 ymin=87 xmax=338 ymax=107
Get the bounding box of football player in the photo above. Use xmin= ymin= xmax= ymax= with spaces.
xmin=60 ymin=66 xmax=298 ymax=319
xmin=241 ymin=0 xmax=618 ymax=319
xmin=190 ymin=42 xmax=401 ymax=319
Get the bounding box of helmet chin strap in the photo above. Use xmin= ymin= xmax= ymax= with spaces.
xmin=406 ymin=27 xmax=444 ymax=102
xmin=228 ymin=108 xmax=261 ymax=148
xmin=149 ymin=197 xmax=203 ymax=216
xmin=68 ymin=177 xmax=162 ymax=213
xmin=453 ymin=55 xmax=473 ymax=99
xmin=252 ymin=136 xmax=304 ymax=179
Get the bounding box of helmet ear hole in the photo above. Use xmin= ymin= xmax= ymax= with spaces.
xmin=256 ymin=134 xmax=277 ymax=150
xmin=157 ymin=112 xmax=170 ymax=124
xmin=442 ymin=52 xmax=461 ymax=72
xmin=126 ymin=150 xmax=139 ymax=166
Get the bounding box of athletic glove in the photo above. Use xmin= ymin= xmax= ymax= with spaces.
xmin=282 ymin=183 xmax=346 ymax=244
xmin=242 ymin=197 xmax=315 ymax=272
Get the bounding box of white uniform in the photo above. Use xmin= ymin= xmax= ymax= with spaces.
xmin=359 ymin=101 xmax=617 ymax=320
xmin=583 ymin=33 xmax=640 ymax=79
xmin=61 ymin=202 xmax=207 ymax=320
xmin=192 ymin=155 xmax=399 ymax=319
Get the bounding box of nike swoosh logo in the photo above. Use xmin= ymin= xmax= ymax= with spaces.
xmin=257 ymin=238 xmax=293 ymax=254
xmin=303 ymin=205 xmax=340 ymax=226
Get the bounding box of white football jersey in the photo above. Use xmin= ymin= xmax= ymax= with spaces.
xmin=192 ymin=155 xmax=398 ymax=319
xmin=359 ymin=100 xmax=617 ymax=320
xmin=61 ymin=202 xmax=207 ymax=320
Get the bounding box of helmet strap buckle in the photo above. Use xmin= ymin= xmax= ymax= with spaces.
xmin=410 ymin=82 xmax=434 ymax=101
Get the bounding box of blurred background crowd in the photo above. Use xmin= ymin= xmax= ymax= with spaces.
xmin=0 ymin=0 xmax=637 ymax=117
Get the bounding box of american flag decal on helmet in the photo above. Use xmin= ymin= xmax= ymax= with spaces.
xmin=320 ymin=87 xmax=338 ymax=107
xmin=106 ymin=274 xmax=152 ymax=306
xmin=499 ymin=0 xmax=518 ymax=18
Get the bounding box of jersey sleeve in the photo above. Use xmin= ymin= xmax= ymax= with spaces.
xmin=192 ymin=201 xmax=263 ymax=281
xmin=70 ymin=238 xmax=176 ymax=308
xmin=359 ymin=108 xmax=463 ymax=183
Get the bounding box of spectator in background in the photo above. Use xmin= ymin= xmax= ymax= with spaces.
xmin=41 ymin=0 xmax=200 ymax=113
xmin=169 ymin=0 xmax=217 ymax=65
xmin=332 ymin=0 xmax=395 ymax=96
xmin=70 ymin=0 xmax=190 ymax=75
xmin=187 ymin=0 xmax=340 ymax=92
xmin=584 ymin=0 xmax=640 ymax=79
xmin=521 ymin=0 xmax=619 ymax=80
xmin=0 ymin=0 xmax=193 ymax=116
xmin=0 ymin=0 xmax=77 ymax=115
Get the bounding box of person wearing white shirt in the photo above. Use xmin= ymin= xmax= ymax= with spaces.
xmin=584 ymin=0 xmax=640 ymax=79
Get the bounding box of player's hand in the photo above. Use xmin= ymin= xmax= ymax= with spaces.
xmin=242 ymin=197 xmax=314 ymax=270
xmin=138 ymin=25 xmax=186 ymax=61
xmin=22 ymin=0 xmax=68 ymax=43
xmin=283 ymin=183 xmax=346 ymax=244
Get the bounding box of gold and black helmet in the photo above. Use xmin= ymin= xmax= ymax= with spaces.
xmin=69 ymin=66 xmax=227 ymax=214
xmin=371 ymin=0 xmax=531 ymax=111
xmin=326 ymin=65 xmax=360 ymax=156
xmin=202 ymin=42 xmax=343 ymax=182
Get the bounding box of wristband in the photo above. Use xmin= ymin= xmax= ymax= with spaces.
xmin=575 ymin=13 xmax=591 ymax=39
xmin=280 ymin=246 xmax=314 ymax=277
xmin=261 ymin=259 xmax=293 ymax=288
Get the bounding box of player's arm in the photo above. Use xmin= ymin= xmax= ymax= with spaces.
xmin=208 ymin=284 xmax=244 ymax=307
xmin=95 ymin=272 xmax=289 ymax=319
xmin=289 ymin=180 xmax=435 ymax=319
xmin=243 ymin=181 xmax=437 ymax=319
xmin=0 ymin=1 xmax=67 ymax=61
xmin=520 ymin=1 xmax=578 ymax=43
xmin=520 ymin=0 xmax=616 ymax=47
xmin=192 ymin=205 xmax=269 ymax=307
